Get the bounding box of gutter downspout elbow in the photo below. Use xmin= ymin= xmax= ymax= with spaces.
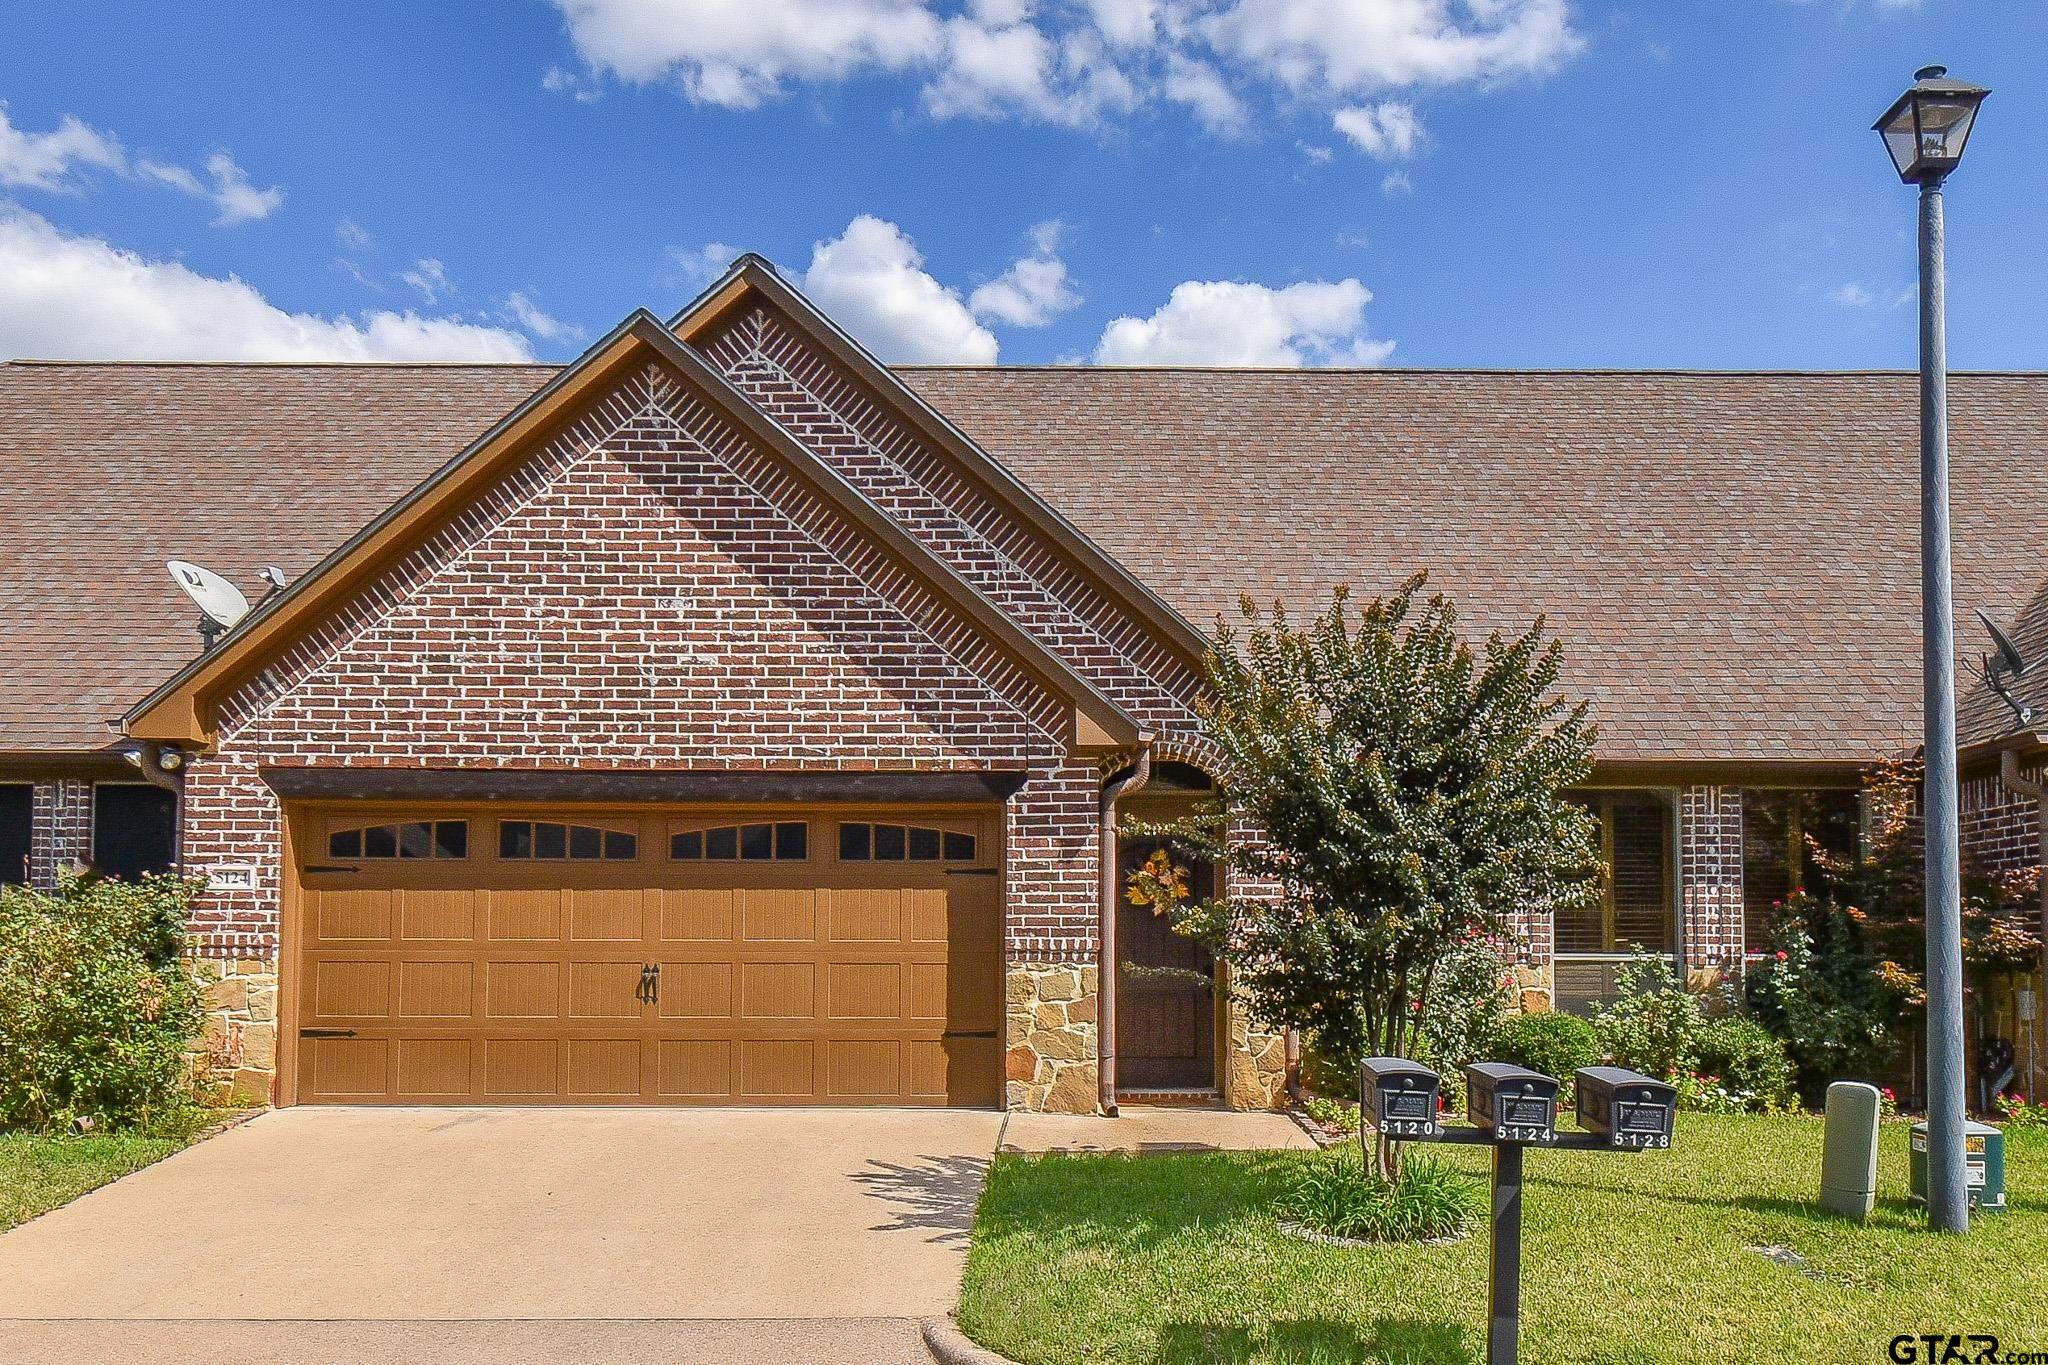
xmin=1099 ymin=742 xmax=1153 ymax=1118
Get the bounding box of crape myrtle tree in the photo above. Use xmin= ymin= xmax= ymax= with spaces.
xmin=1130 ymin=574 xmax=1603 ymax=1179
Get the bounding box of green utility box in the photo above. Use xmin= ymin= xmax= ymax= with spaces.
xmin=1909 ymin=1120 xmax=2006 ymax=1213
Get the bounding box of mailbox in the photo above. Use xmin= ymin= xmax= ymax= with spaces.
xmin=1574 ymin=1067 xmax=1676 ymax=1149
xmin=1465 ymin=1062 xmax=1558 ymax=1143
xmin=1359 ymin=1057 xmax=1442 ymax=1138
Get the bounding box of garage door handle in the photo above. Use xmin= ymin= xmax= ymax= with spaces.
xmin=637 ymin=963 xmax=660 ymax=1005
xmin=301 ymin=865 xmax=360 ymax=875
xmin=300 ymin=1028 xmax=357 ymax=1039
xmin=942 ymin=1029 xmax=998 ymax=1039
xmin=945 ymin=867 xmax=999 ymax=877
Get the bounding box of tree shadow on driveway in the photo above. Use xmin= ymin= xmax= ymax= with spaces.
xmin=853 ymin=1153 xmax=991 ymax=1245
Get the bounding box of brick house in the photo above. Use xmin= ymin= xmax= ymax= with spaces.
xmin=4 ymin=256 xmax=2046 ymax=1112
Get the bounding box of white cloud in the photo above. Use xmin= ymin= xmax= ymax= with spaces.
xmin=801 ymin=215 xmax=997 ymax=364
xmin=506 ymin=290 xmax=587 ymax=343
xmin=139 ymin=151 xmax=284 ymax=225
xmin=1162 ymin=54 xmax=1248 ymax=135
xmin=547 ymin=0 xmax=1583 ymax=143
xmin=671 ymin=241 xmax=741 ymax=289
xmin=1297 ymin=140 xmax=1334 ymax=164
xmin=0 ymin=105 xmax=124 ymax=190
xmin=336 ymin=217 xmax=373 ymax=251
xmin=923 ymin=17 xmax=1138 ymax=128
xmin=550 ymin=0 xmax=942 ymax=107
xmin=1830 ymin=282 xmax=1874 ymax=308
xmin=1085 ymin=0 xmax=1157 ymax=47
xmin=0 ymin=204 xmax=534 ymax=362
xmin=1381 ymin=169 xmax=1414 ymax=195
xmin=1333 ymin=101 xmax=1421 ymax=159
xmin=400 ymin=257 xmax=452 ymax=304
xmin=1092 ymin=277 xmax=1393 ymax=367
xmin=969 ymin=220 xmax=1080 ymax=327
xmin=1203 ymin=0 xmax=1582 ymax=93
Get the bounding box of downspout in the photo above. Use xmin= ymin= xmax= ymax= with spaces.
xmin=1997 ymin=744 xmax=2048 ymax=1099
xmin=1099 ymin=743 xmax=1153 ymax=1117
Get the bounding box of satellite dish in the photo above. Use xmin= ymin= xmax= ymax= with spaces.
xmin=166 ymin=560 xmax=250 ymax=629
xmin=1976 ymin=608 xmax=2029 ymax=678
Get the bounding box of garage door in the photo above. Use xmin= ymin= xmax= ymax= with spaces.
xmin=289 ymin=805 xmax=1002 ymax=1106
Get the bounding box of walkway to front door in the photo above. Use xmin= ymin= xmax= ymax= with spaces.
xmin=0 ymin=1106 xmax=1000 ymax=1361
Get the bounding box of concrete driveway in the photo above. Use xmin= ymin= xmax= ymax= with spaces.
xmin=0 ymin=1106 xmax=1003 ymax=1363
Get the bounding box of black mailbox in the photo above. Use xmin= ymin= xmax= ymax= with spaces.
xmin=1465 ymin=1062 xmax=1558 ymax=1143
xmin=1359 ymin=1057 xmax=1442 ymax=1138
xmin=1575 ymin=1067 xmax=1676 ymax=1149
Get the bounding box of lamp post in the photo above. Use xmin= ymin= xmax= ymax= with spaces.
xmin=1875 ymin=65 xmax=1990 ymax=1236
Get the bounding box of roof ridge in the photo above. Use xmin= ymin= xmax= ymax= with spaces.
xmin=1 ymin=359 xmax=563 ymax=370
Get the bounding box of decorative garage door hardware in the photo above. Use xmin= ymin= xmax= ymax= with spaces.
xmin=300 ymin=1028 xmax=356 ymax=1039
xmin=1358 ymin=1058 xmax=1678 ymax=1365
xmin=634 ymin=963 xmax=661 ymax=1005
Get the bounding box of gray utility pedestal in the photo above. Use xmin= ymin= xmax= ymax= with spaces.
xmin=1820 ymin=1081 xmax=1881 ymax=1220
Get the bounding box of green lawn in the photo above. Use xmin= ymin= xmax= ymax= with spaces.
xmin=959 ymin=1116 xmax=2048 ymax=1365
xmin=0 ymin=1108 xmax=234 ymax=1235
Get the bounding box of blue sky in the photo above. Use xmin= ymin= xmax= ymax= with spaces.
xmin=1 ymin=2 xmax=2043 ymax=371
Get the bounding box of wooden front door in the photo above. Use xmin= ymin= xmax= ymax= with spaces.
xmin=1115 ymin=838 xmax=1215 ymax=1090
xmin=288 ymin=804 xmax=1002 ymax=1106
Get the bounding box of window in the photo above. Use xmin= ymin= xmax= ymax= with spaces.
xmin=499 ymin=821 xmax=636 ymax=861
xmin=0 ymin=784 xmax=30 ymax=885
xmin=93 ymin=784 xmax=178 ymax=879
xmin=329 ymin=820 xmax=468 ymax=861
xmin=672 ymin=821 xmax=807 ymax=861
xmin=1556 ymin=792 xmax=1672 ymax=956
xmin=836 ymin=822 xmax=976 ymax=863
xmin=1741 ymin=789 xmax=1861 ymax=955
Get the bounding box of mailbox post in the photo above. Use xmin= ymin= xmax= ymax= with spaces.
xmin=1362 ymin=1059 xmax=1676 ymax=1365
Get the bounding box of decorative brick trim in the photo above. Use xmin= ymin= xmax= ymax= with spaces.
xmin=29 ymin=778 xmax=91 ymax=887
xmin=1680 ymin=785 xmax=1744 ymax=972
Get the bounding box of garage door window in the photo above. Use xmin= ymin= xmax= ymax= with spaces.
xmin=329 ymin=820 xmax=468 ymax=860
xmin=671 ymin=821 xmax=807 ymax=861
xmin=499 ymin=820 xmax=637 ymax=861
xmin=838 ymin=822 xmax=976 ymax=863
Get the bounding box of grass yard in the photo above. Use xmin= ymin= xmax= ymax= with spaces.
xmin=0 ymin=1108 xmax=233 ymax=1235
xmin=958 ymin=1115 xmax=2048 ymax=1365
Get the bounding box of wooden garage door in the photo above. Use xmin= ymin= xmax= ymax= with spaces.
xmin=289 ymin=805 xmax=1002 ymax=1106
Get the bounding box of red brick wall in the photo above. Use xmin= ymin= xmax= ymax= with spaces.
xmin=1961 ymin=766 xmax=2044 ymax=872
xmin=180 ymin=361 xmax=1117 ymax=962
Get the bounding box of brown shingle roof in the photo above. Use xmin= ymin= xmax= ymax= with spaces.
xmin=0 ymin=361 xmax=555 ymax=752
xmin=4 ymin=359 xmax=2046 ymax=762
xmin=900 ymin=366 xmax=2048 ymax=763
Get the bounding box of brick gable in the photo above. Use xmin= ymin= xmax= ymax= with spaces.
xmin=180 ymin=359 xmax=1103 ymax=961
xmin=696 ymin=302 xmax=1213 ymax=760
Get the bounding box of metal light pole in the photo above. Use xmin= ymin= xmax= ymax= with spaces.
xmin=1875 ymin=65 xmax=1991 ymax=1235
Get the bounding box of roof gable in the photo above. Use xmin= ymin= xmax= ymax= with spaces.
xmin=122 ymin=313 xmax=1139 ymax=753
xmin=670 ymin=256 xmax=1212 ymax=671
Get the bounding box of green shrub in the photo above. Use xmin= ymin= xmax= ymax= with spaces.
xmin=1277 ymin=1147 xmax=1480 ymax=1243
xmin=1692 ymin=1016 xmax=1797 ymax=1112
xmin=1490 ymin=1010 xmax=1600 ymax=1082
xmin=1304 ymin=1096 xmax=1362 ymax=1135
xmin=1745 ymin=892 xmax=1901 ymax=1104
xmin=0 ymin=873 xmax=207 ymax=1132
xmin=1592 ymin=954 xmax=1712 ymax=1081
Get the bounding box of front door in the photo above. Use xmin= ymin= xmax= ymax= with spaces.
xmin=1115 ymin=838 xmax=1215 ymax=1090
